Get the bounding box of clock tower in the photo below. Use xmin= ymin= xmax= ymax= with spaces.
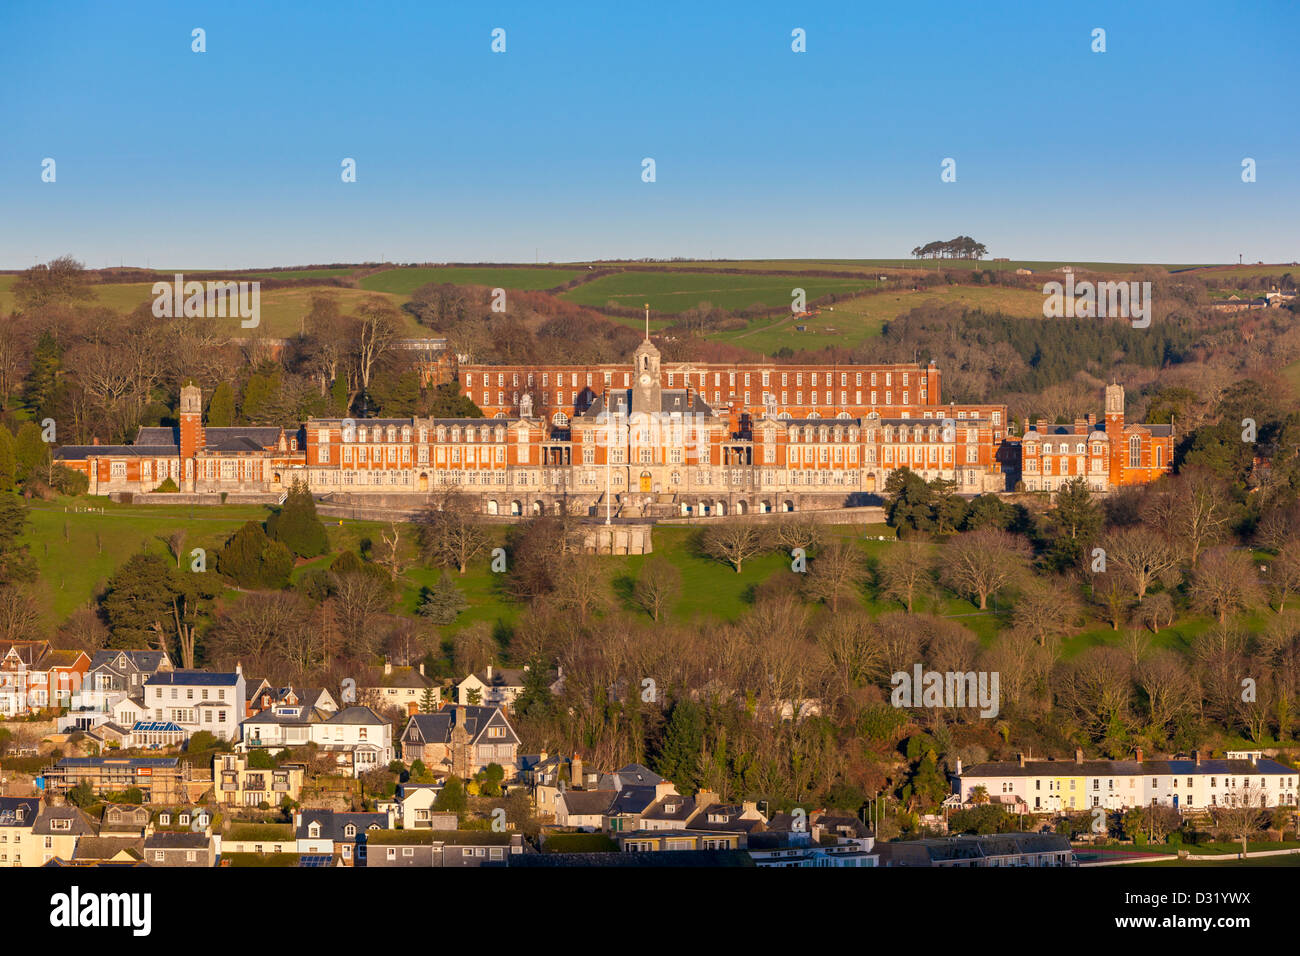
xmin=632 ymin=305 xmax=661 ymax=414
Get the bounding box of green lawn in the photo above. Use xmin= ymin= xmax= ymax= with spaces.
xmin=560 ymin=270 xmax=874 ymax=314
xmin=360 ymin=266 xmax=582 ymax=295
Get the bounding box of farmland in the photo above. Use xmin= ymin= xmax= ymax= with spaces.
xmin=359 ymin=266 xmax=583 ymax=295
xmin=560 ymin=269 xmax=875 ymax=313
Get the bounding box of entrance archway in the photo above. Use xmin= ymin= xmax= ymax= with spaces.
xmin=639 ymin=471 xmax=652 ymax=493
xmin=418 ymin=472 xmax=429 ymax=492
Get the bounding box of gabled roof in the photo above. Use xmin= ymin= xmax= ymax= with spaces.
xmin=33 ymin=806 xmax=95 ymax=836
xmin=402 ymin=706 xmax=519 ymax=747
xmin=143 ymin=832 xmax=211 ymax=849
xmin=89 ymin=650 xmax=170 ymax=673
xmin=557 ymin=789 xmax=618 ymax=815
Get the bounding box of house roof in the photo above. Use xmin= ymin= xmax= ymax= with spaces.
xmin=0 ymin=797 xmax=40 ymax=827
xmin=143 ymin=832 xmax=211 ymax=849
xmin=145 ymin=669 xmax=241 ymax=687
xmin=368 ymin=666 xmax=433 ymax=690
xmin=962 ymin=757 xmax=1297 ymax=778
xmin=33 ymin=806 xmax=95 ymax=836
xmin=74 ymin=837 xmax=145 ymax=861
xmin=296 ymin=810 xmax=388 ymax=842
xmin=402 ymin=706 xmax=519 ymax=747
xmin=325 ymin=705 xmax=388 ymax=726
xmin=558 ymin=789 xmax=618 ymax=815
xmin=89 ymin=650 xmax=170 ymax=673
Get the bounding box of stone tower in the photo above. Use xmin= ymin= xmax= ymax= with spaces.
xmin=1104 ymin=383 xmax=1125 ymax=488
xmin=179 ymin=384 xmax=204 ymax=491
xmin=632 ymin=338 xmax=662 ymax=415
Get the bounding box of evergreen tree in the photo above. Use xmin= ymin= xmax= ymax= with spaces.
xmin=13 ymin=422 xmax=48 ymax=488
xmin=23 ymin=330 xmax=62 ymax=419
xmin=266 ymin=479 xmax=328 ymax=557
xmin=240 ymin=367 xmax=282 ymax=424
xmin=419 ymin=685 xmax=438 ymax=713
xmin=513 ymin=658 xmax=555 ymax=722
xmin=330 ymin=376 xmax=349 ymax=416
xmin=217 ymin=521 xmax=295 ymax=589
xmin=654 ymin=699 xmax=705 ymax=794
xmin=434 ymin=775 xmax=467 ymax=814
xmin=101 ymin=552 xmax=181 ymax=647
xmin=0 ymin=426 xmax=16 ymax=491
xmin=206 ymin=381 xmax=236 ymax=427
xmin=0 ymin=494 xmax=37 ymax=585
xmin=417 ymin=571 xmax=468 ymax=625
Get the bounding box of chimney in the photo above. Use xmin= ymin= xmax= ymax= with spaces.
xmin=235 ymin=661 xmax=242 ymax=676
xmin=955 ymin=758 xmax=963 ymax=775
xmin=1194 ymin=749 xmax=1201 ymax=766
xmin=570 ymin=754 xmax=583 ymax=788
xmin=486 ymin=664 xmax=493 ymax=681
xmin=384 ymin=658 xmax=392 ymax=676
xmin=92 ymin=436 xmax=99 ymax=446
xmin=417 ymin=662 xmax=424 ymax=676
xmin=1075 ymin=748 xmax=1083 ymax=765
xmin=1018 ymin=752 xmax=1025 ymax=768
xmin=1135 ymin=747 xmax=1144 ymax=764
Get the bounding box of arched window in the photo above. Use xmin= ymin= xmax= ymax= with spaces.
xmin=1129 ymin=435 xmax=1141 ymax=469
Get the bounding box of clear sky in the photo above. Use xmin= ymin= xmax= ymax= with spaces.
xmin=1 ymin=0 xmax=1296 ymax=269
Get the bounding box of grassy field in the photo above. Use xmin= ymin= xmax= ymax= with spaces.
xmin=1180 ymin=263 xmax=1299 ymax=279
xmin=709 ymin=284 xmax=1049 ymax=354
xmin=360 ymin=266 xmax=583 ymax=295
xmin=578 ymin=258 xmax=1213 ymax=275
xmin=560 ymin=270 xmax=875 ymax=314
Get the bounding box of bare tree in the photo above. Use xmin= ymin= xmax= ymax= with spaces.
xmin=352 ymin=297 xmax=401 ymax=399
xmin=1214 ymin=784 xmax=1267 ymax=856
xmin=877 ymin=540 xmax=934 ymax=613
xmin=1189 ymin=547 xmax=1264 ymax=624
xmin=1012 ymin=577 xmax=1080 ymax=646
xmin=1136 ymin=651 xmax=1197 ymax=738
xmin=416 ymin=491 xmax=492 ymax=574
xmin=1267 ymin=540 xmax=1300 ymax=612
xmin=941 ymin=527 xmax=1028 ymax=610
xmin=700 ymin=520 xmax=770 ymax=574
xmin=632 ymin=556 xmax=682 ymax=622
xmin=773 ymin=519 xmax=822 ymax=556
xmin=1101 ymin=526 xmax=1181 ymax=601
xmin=804 ymin=540 xmax=866 ymax=612
xmin=452 ymin=622 xmax=497 ymax=678
xmin=1142 ymin=469 xmax=1233 ymax=565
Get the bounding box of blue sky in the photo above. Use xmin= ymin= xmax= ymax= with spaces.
xmin=1 ymin=0 xmax=1296 ymax=269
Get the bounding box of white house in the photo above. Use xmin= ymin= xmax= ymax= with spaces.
xmin=957 ymin=749 xmax=1300 ymax=813
xmin=456 ymin=664 xmax=561 ymax=710
xmin=242 ymin=704 xmax=392 ymax=777
xmin=143 ymin=668 xmax=246 ymax=741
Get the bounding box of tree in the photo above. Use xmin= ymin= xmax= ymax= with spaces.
xmin=875 ymin=540 xmax=934 ymax=614
xmin=101 ymin=552 xmax=179 ymax=647
xmin=804 ymin=540 xmax=866 ymax=612
xmin=1100 ymin=526 xmax=1181 ymax=601
xmin=942 ymin=528 xmax=1028 ymax=610
xmin=12 ymin=255 xmax=94 ymax=311
xmin=632 ymin=555 xmax=682 ymax=621
xmin=206 ymin=381 xmax=236 ymax=427
xmin=1267 ymin=540 xmax=1300 ymax=612
xmin=217 ymin=522 xmax=295 ymax=589
xmin=884 ymin=469 xmax=935 ymax=532
xmin=700 ymin=519 xmax=770 ymax=573
xmin=1142 ymin=469 xmax=1233 ymax=565
xmin=434 ymin=775 xmax=467 ymax=814
xmin=1214 ymin=785 xmax=1267 ymax=856
xmin=0 ymin=494 xmax=36 ymax=585
xmin=1011 ymin=577 xmax=1080 ymax=646
xmin=1188 ymin=547 xmax=1264 ymax=624
xmin=1136 ymin=591 xmax=1176 ymax=633
xmin=654 ymin=699 xmax=705 ymax=794
xmin=416 ymin=492 xmax=491 ymax=574
xmin=22 ymin=329 xmax=62 ymax=420
xmin=0 ymin=426 xmax=15 ymax=492
xmin=1052 ymin=477 xmax=1102 ymax=541
xmin=418 ymin=571 xmax=468 ymax=625
xmin=266 ymin=479 xmax=328 ymax=558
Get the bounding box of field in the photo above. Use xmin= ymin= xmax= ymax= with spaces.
xmin=709 ymin=284 xmax=1050 ymax=354
xmin=578 ymin=258 xmax=1214 ymax=276
xmin=359 ymin=266 xmax=583 ymax=295
xmin=560 ymin=270 xmax=875 ymax=314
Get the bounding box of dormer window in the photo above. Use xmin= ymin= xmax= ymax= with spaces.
xmin=344 ymin=824 xmax=357 ymax=837
xmin=159 ymin=813 xmax=171 ymax=825
xmin=309 ymin=822 xmax=321 ymax=837
xmin=179 ymin=814 xmax=190 ymax=826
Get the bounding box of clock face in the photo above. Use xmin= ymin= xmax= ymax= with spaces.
xmin=639 ymin=373 xmax=652 ymax=386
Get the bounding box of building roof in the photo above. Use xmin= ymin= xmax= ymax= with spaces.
xmin=961 ymin=756 xmax=1297 ymax=778
xmin=402 ymin=705 xmax=519 ymax=747
xmin=558 ymin=789 xmax=618 ymax=815
xmin=145 ymin=669 xmax=242 ymax=687
xmin=143 ymin=832 xmax=211 ymax=849
xmin=0 ymin=797 xmax=40 ymax=827
xmin=33 ymin=806 xmax=95 ymax=836
xmin=296 ymin=809 xmax=388 ymax=842
xmin=89 ymin=650 xmax=170 ymax=673
xmin=325 ymin=705 xmax=389 ymax=726
xmin=74 ymin=837 xmax=145 ymax=861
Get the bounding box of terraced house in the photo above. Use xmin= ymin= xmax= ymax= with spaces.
xmin=957 ymin=749 xmax=1299 ymax=812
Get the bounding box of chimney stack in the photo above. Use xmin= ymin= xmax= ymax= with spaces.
xmin=486 ymin=664 xmax=493 ymax=681
xmin=1194 ymin=750 xmax=1201 ymax=766
xmin=1075 ymin=748 xmax=1083 ymax=765
xmin=1018 ymin=752 xmax=1025 ymax=768
xmin=1135 ymin=747 xmax=1144 ymax=764
xmin=384 ymin=658 xmax=392 ymax=676
xmin=570 ymin=754 xmax=583 ymax=788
